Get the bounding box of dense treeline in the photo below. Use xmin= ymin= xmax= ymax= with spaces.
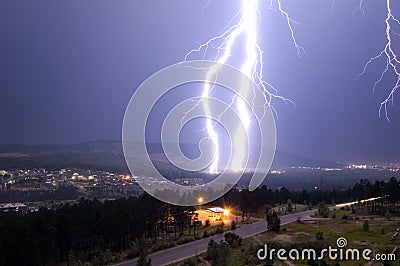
xmin=258 ymin=169 xmax=396 ymax=191
xmin=0 ymin=194 xmax=198 ymax=266
xmin=221 ymin=177 xmax=400 ymax=215
xmin=0 ymin=177 xmax=399 ymax=265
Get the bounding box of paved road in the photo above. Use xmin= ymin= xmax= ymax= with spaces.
xmin=114 ymin=208 xmax=321 ymax=266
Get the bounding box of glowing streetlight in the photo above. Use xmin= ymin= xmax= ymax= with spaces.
xmin=224 ymin=209 xmax=230 ymax=216
xmin=198 ymin=197 xmax=204 ymax=210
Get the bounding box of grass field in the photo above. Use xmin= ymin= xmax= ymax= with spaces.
xmin=173 ymin=208 xmax=400 ymax=266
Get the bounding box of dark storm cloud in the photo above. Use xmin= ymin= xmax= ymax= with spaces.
xmin=0 ymin=0 xmax=399 ymax=163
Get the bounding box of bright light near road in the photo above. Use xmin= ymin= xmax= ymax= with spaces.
xmin=224 ymin=209 xmax=230 ymax=216
xmin=198 ymin=197 xmax=204 ymax=203
xmin=335 ymin=196 xmax=384 ymax=207
xmin=122 ymin=175 xmax=131 ymax=181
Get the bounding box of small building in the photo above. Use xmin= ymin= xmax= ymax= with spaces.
xmin=207 ymin=207 xmax=228 ymax=221
xmin=0 ymin=203 xmax=28 ymax=213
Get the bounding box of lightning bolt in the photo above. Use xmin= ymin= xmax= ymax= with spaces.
xmin=353 ymin=0 xmax=365 ymax=17
xmin=184 ymin=0 xmax=302 ymax=173
xmin=359 ymin=0 xmax=400 ymax=121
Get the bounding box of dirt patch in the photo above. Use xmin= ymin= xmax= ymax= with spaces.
xmin=273 ymin=234 xmax=293 ymax=242
xmin=353 ymin=240 xmax=370 ymax=246
xmin=293 ymin=232 xmax=312 ymax=236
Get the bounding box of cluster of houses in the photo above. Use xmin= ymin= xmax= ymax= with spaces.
xmin=0 ymin=202 xmax=28 ymax=213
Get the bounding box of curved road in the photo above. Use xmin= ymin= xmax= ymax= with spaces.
xmin=114 ymin=208 xmax=324 ymax=266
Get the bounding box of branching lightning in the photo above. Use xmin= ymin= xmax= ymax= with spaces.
xmin=182 ymin=0 xmax=398 ymax=174
xmin=353 ymin=0 xmax=365 ymax=17
xmin=184 ymin=0 xmax=302 ymax=173
xmin=359 ymin=0 xmax=400 ymax=121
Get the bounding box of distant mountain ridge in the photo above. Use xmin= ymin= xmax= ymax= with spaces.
xmin=0 ymin=140 xmax=123 ymax=156
xmin=0 ymin=140 xmax=342 ymax=170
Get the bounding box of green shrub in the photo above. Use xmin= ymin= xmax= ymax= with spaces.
xmin=363 ymin=220 xmax=369 ymax=231
xmin=287 ymin=199 xmax=293 ymax=212
xmin=385 ymin=211 xmax=392 ymax=221
xmin=317 ymin=201 xmax=329 ymax=218
xmin=181 ymin=256 xmax=203 ymax=266
xmin=177 ymin=237 xmax=195 ymax=245
xmin=224 ymin=232 xmax=242 ymax=248
xmin=206 ymin=239 xmax=231 ymax=265
xmin=341 ymin=214 xmax=351 ymax=220
xmin=204 ymin=219 xmax=211 ymax=227
xmin=91 ymin=251 xmax=116 ymax=265
xmin=230 ymin=220 xmax=237 ymax=230
xmin=266 ymin=211 xmax=280 ymax=231
xmin=215 ymin=225 xmax=224 ymax=234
